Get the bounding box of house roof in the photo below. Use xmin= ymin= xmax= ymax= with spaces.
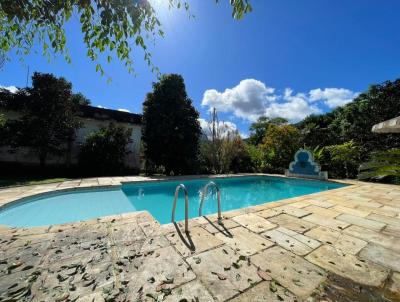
xmin=79 ymin=105 xmax=142 ymax=125
xmin=372 ymin=116 xmax=400 ymax=133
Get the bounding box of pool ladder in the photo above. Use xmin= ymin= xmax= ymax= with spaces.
xmin=171 ymin=184 xmax=190 ymax=233
xmin=171 ymin=181 xmax=222 ymax=233
xmin=199 ymin=181 xmax=222 ymax=224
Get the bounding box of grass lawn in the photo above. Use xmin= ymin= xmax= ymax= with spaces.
xmin=0 ymin=178 xmax=70 ymax=188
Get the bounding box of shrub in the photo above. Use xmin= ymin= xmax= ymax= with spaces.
xmin=326 ymin=140 xmax=361 ymax=178
xmin=79 ymin=123 xmax=132 ymax=175
xmin=358 ymin=149 xmax=400 ymax=183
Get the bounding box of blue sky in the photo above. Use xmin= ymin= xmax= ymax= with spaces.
xmin=1 ymin=0 xmax=400 ymax=136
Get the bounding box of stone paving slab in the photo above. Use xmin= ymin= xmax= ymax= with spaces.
xmin=305 ymin=226 xmax=368 ymax=255
xmin=163 ymin=280 xmax=215 ymax=302
xmin=215 ymin=226 xmax=274 ymax=256
xmin=229 ymin=280 xmax=299 ymax=302
xmin=337 ymin=213 xmax=386 ymax=231
xmin=277 ymin=226 xmax=321 ymax=250
xmin=269 ymin=213 xmax=316 ymax=233
xmin=187 ymin=246 xmax=261 ymax=301
xmin=263 ymin=228 xmax=314 ymax=256
xmin=306 ymin=245 xmax=389 ymax=287
xmin=359 ymin=243 xmax=400 ymax=272
xmin=232 ymin=213 xmax=277 ymax=233
xmin=303 ymin=214 xmax=349 ymax=231
xmin=343 ymin=225 xmax=400 ymax=253
xmin=251 ymin=246 xmax=326 ymax=299
xmin=166 ymin=226 xmax=224 ymax=257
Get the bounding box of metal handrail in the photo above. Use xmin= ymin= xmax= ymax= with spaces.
xmin=199 ymin=181 xmax=222 ymax=224
xmin=171 ymin=184 xmax=189 ymax=233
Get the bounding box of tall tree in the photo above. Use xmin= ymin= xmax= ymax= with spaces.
xmin=261 ymin=124 xmax=301 ymax=172
xmin=142 ymin=74 xmax=201 ymax=175
xmin=248 ymin=116 xmax=288 ymax=145
xmin=0 ymin=1 xmax=251 ymax=76
xmin=329 ymin=79 xmax=400 ymax=156
xmin=12 ymin=72 xmax=82 ymax=168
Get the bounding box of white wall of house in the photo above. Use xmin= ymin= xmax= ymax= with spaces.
xmin=0 ymin=109 xmax=142 ymax=168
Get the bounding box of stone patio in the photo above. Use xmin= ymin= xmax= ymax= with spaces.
xmin=0 ymin=175 xmax=400 ymax=301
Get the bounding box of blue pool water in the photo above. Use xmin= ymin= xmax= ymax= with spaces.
xmin=0 ymin=176 xmax=346 ymax=227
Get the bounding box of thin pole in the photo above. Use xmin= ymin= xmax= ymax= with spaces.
xmin=26 ymin=66 xmax=30 ymax=86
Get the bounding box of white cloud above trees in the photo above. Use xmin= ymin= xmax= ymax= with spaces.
xmin=201 ymin=79 xmax=359 ymax=123
xmin=0 ymin=85 xmax=18 ymax=93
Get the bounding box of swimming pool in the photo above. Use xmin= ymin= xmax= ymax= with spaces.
xmin=0 ymin=176 xmax=346 ymax=227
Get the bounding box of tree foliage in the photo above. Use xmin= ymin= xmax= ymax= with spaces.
xmin=248 ymin=116 xmax=288 ymax=145
xmin=79 ymin=123 xmax=132 ymax=175
xmin=358 ymin=149 xmax=400 ymax=183
xmin=3 ymin=72 xmax=82 ymax=167
xmin=0 ymin=0 xmax=252 ymax=74
xmin=326 ymin=140 xmax=360 ymax=179
xmin=261 ymin=124 xmax=301 ymax=172
xmin=142 ymin=74 xmax=201 ymax=175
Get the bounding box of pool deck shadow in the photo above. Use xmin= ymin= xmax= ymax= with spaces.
xmin=0 ymin=174 xmax=400 ymax=301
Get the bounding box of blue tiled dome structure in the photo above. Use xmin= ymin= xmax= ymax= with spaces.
xmin=285 ymin=149 xmax=328 ymax=180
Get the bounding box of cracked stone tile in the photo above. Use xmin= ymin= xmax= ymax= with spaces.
xmin=260 ymin=205 xmax=311 ymax=219
xmin=269 ymin=214 xmax=315 ymax=233
xmin=331 ymin=205 xmax=370 ymax=217
xmin=344 ymin=225 xmax=400 ymax=253
xmin=262 ymin=228 xmax=313 ymax=256
xmin=304 ymin=205 xmax=340 ymax=218
xmin=110 ymin=222 xmax=146 ymax=243
xmin=367 ymin=213 xmax=400 ymax=227
xmin=337 ymin=214 xmax=386 ymax=231
xmin=215 ymin=226 xmax=274 ymax=256
xmin=166 ymin=226 xmax=224 ymax=257
xmin=303 ymin=214 xmax=349 ymax=231
xmin=163 ymin=280 xmax=215 ymax=302
xmin=305 ymin=226 xmax=367 ymax=255
xmin=278 ymin=227 xmax=321 ymax=250
xmin=306 ymin=245 xmax=389 ymax=287
xmin=201 ymin=217 xmax=240 ymax=234
xmin=138 ymin=220 xmax=161 ymax=237
xmin=359 ymin=243 xmax=400 ymax=272
xmin=290 ymin=201 xmax=312 ymax=208
xmin=230 ymin=280 xmax=299 ymax=302
xmin=232 ymin=213 xmax=277 ymax=233
xmin=123 ymin=246 xmax=196 ymax=300
xmin=187 ymin=246 xmax=261 ymax=301
xmin=302 ymin=199 xmax=335 ymax=209
xmin=140 ymin=236 xmax=170 ymax=253
xmin=251 ymin=245 xmax=326 ymax=299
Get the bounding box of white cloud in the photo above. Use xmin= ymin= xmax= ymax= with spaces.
xmin=201 ymin=79 xmax=275 ymax=122
xmin=264 ymin=88 xmax=322 ymax=122
xmin=202 ymin=79 xmax=358 ymax=123
xmin=117 ymin=108 xmax=131 ymax=113
xmin=97 ymin=105 xmax=108 ymax=109
xmin=198 ymin=118 xmax=240 ymax=139
xmin=0 ymin=85 xmax=18 ymax=93
xmin=309 ymin=88 xmax=359 ymax=108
